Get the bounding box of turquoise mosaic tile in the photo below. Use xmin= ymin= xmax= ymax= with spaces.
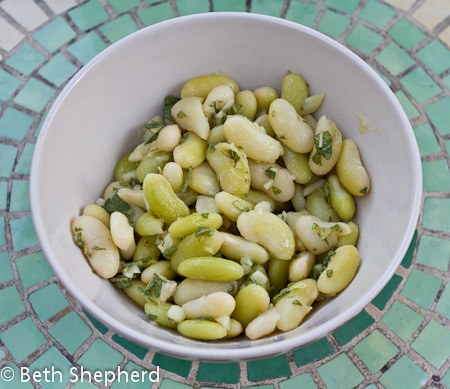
xmin=6 ymin=43 xmax=45 ymax=76
xmin=435 ymin=283 xmax=450 ymax=320
xmin=0 ymin=285 xmax=26 ymax=324
xmin=38 ymin=54 xmax=78 ymax=87
xmin=77 ymin=338 xmax=124 ymax=374
xmin=372 ymin=274 xmax=403 ymax=310
xmin=422 ymin=160 xmax=450 ymax=192
xmin=401 ymin=268 xmax=442 ymax=309
xmin=107 ymin=0 xmax=140 ymax=15
xmin=29 ymin=283 xmax=69 ymax=321
xmin=416 ymin=234 xmax=450 ymax=271
xmin=99 ymin=14 xmax=139 ymax=44
xmin=49 ymin=311 xmax=92 ymax=354
xmin=34 ymin=111 xmax=47 ymax=138
xmin=250 ymin=0 xmax=284 ymax=16
xmin=137 ymin=3 xmax=175 ymax=27
xmin=324 ymin=0 xmax=360 ymax=14
xmin=443 ymin=369 xmax=450 ymax=389
xmin=388 ymin=18 xmax=426 ymax=50
xmin=212 ymin=0 xmax=246 ymax=12
xmin=292 ymin=337 xmax=334 ymax=367
xmin=413 ymin=123 xmax=441 ymax=157
xmin=33 ymin=17 xmax=77 ymax=53
xmin=67 ymin=31 xmax=108 ymax=65
xmin=13 ymin=78 xmax=55 ymax=113
xmin=360 ymin=0 xmax=396 ymax=29
xmin=376 ymin=42 xmax=415 ymax=76
xmin=0 ymin=181 xmax=7 ymax=210
xmin=111 ymin=334 xmax=147 ymax=359
xmin=285 ymin=1 xmax=319 ymax=27
xmin=0 ymin=363 xmax=34 ymax=388
xmin=110 ymin=361 xmax=152 ymax=389
xmin=417 ymin=40 xmax=450 ymax=75
xmin=317 ymin=353 xmax=364 ymax=389
xmin=68 ymin=0 xmax=109 ymax=32
xmin=442 ymin=73 xmax=450 ymax=89
xmin=0 ymin=217 xmax=5 ymax=246
xmin=382 ymin=300 xmax=424 ymax=341
xmin=72 ymin=380 xmax=97 ymax=388
xmin=395 ymin=90 xmax=420 ymax=120
xmin=400 ymin=67 xmax=442 ymax=103
xmin=0 ymin=251 xmax=13 ymax=283
xmin=379 ymin=356 xmax=429 ymax=389
xmin=0 ymin=68 xmax=21 ymax=102
xmin=401 ymin=229 xmax=417 ymax=269
xmin=371 ymin=65 xmax=392 ymax=86
xmin=177 ymin=0 xmax=210 ymax=15
xmin=317 ymin=10 xmax=350 ymax=39
xmin=0 ymin=107 xmax=33 ymax=141
xmin=197 ymin=362 xmax=239 ymax=383
xmin=10 ymin=217 xmax=39 ymax=251
xmin=424 ymin=97 xmax=450 ymax=136
xmin=16 ymin=251 xmax=54 ymax=288
xmin=160 ymin=379 xmax=191 ymax=389
xmin=0 ymin=144 xmax=18 ymax=177
xmin=423 ymin=197 xmax=450 ymax=233
xmin=83 ymin=310 xmax=109 ymax=334
xmin=333 ymin=310 xmax=375 ymax=345
xmin=279 ymin=373 xmax=317 ymax=389
xmin=10 ymin=180 xmax=30 ymax=212
xmin=247 ymin=354 xmax=291 ymax=381
xmin=152 ymin=353 xmax=191 ymax=378
xmin=346 ymin=24 xmax=383 ymax=55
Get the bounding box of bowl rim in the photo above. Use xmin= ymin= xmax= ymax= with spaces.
xmin=30 ymin=12 xmax=423 ymax=362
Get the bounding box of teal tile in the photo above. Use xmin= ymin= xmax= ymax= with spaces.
xmin=443 ymin=369 xmax=450 ymax=388
xmin=197 ymin=362 xmax=239 ymax=383
xmin=29 ymin=346 xmax=73 ymax=389
xmin=16 ymin=251 xmax=54 ymax=288
xmin=160 ymin=380 xmax=191 ymax=389
xmin=0 ymin=251 xmax=13 ymax=283
xmin=107 ymin=0 xmax=140 ymax=14
xmin=177 ymin=0 xmax=209 ymax=15
xmin=395 ymin=90 xmax=420 ymax=120
xmin=0 ymin=68 xmax=21 ymax=102
xmin=67 ymin=32 xmax=108 ymax=65
xmin=241 ymin=386 xmax=274 ymax=389
xmin=10 ymin=217 xmax=39 ymax=251
xmin=317 ymin=353 xmax=364 ymax=389
xmin=400 ymin=67 xmax=442 ymax=103
xmin=417 ymin=234 xmax=450 ymax=271
xmin=0 ymin=181 xmax=6 ymax=210
xmin=0 ymin=348 xmax=4 ymax=359
xmin=333 ymin=310 xmax=375 ymax=345
xmin=401 ymin=268 xmax=442 ymax=309
xmin=77 ymin=338 xmax=124 ymax=375
xmin=422 ymin=160 xmax=450 ymax=192
xmin=6 ymin=43 xmax=45 ymax=76
xmin=152 ymin=353 xmax=191 ymax=378
xmin=10 ymin=180 xmax=30 ymax=212
xmin=443 ymin=73 xmax=450 ymax=90
xmin=379 ymin=356 xmax=429 ymax=389
xmin=68 ymin=0 xmax=109 ymax=32
xmin=292 ymin=337 xmax=334 ymax=367
xmin=0 ymin=318 xmax=47 ymax=362
xmin=317 ymin=10 xmax=351 ymax=39
xmin=100 ymin=14 xmax=139 ymax=43
xmin=34 ymin=112 xmax=47 ymax=137
xmin=360 ymin=0 xmax=396 ymax=29
xmin=401 ymin=229 xmax=417 ymax=268
xmin=29 ymin=283 xmax=69 ymax=322
xmin=111 ymin=361 xmax=152 ymax=389
xmin=423 ymin=197 xmax=450 ymax=233
xmin=33 ymin=17 xmax=77 ymax=53
xmin=72 ymin=381 xmax=97 ymax=388
xmin=346 ymin=24 xmax=383 ymax=55
xmin=411 ymin=320 xmax=450 ymax=368
xmin=353 ymin=330 xmax=399 ymax=373
xmin=375 ymin=42 xmax=415 ymax=76
xmin=0 ymin=144 xmax=18 ymax=177
xmin=212 ymin=0 xmax=246 ymax=12
xmin=0 ymin=286 xmax=26 ymax=324
xmin=0 ymin=217 xmax=5 ymax=246
xmin=324 ymin=0 xmax=360 ymax=14
xmin=279 ymin=373 xmax=317 ymax=389
xmin=388 ymin=18 xmax=426 ymax=50
xmin=13 ymin=78 xmax=55 ymax=113
xmin=413 ymin=123 xmax=441 ymax=157
xmin=112 ymin=334 xmax=147 ymax=359
xmin=446 ymin=139 xmax=450 ymax=156
xmin=425 ymin=97 xmax=450 ymax=136
xmin=382 ymin=300 xmax=424 ymax=341
xmin=0 ymin=107 xmax=33 ymax=141
xmin=417 ymin=40 xmax=450 ymax=75
xmin=138 ymin=3 xmax=175 ymax=27
xmin=49 ymin=311 xmax=92 ymax=354
xmin=250 ymin=0 xmax=284 ymax=16
xmin=38 ymin=54 xmax=78 ymax=87
xmin=84 ymin=309 xmax=109 ymax=334
xmin=0 ymin=363 xmax=34 ymax=388
xmin=435 ymin=283 xmax=450 ymax=320
xmin=285 ymin=1 xmax=319 ymax=28
xmin=370 ymin=65 xmax=392 ymax=86
xmin=372 ymin=274 xmax=403 ymax=309
xmin=247 ymin=354 xmax=291 ymax=381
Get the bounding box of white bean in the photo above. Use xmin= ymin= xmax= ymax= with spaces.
xmin=156 ymin=124 xmax=182 ymax=152
xmin=182 ymin=292 xmax=236 ymax=319
xmin=245 ymin=307 xmax=280 ymax=340
xmin=162 ymin=162 xmax=184 ymax=193
xmin=110 ymin=211 xmax=135 ymax=251
xmin=172 ymin=97 xmax=210 ymax=140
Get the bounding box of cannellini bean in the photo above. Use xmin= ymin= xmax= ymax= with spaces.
xmin=145 ymin=301 xmax=178 ymax=328
xmin=117 ymin=188 xmax=148 ymax=211
xmin=182 ymin=292 xmax=236 ymax=318
xmin=275 ymin=296 xmax=312 ymax=332
xmin=174 ymin=279 xmax=236 ymax=306
xmin=103 ymin=181 xmax=127 ymax=200
xmin=71 ymin=216 xmax=120 ymax=279
xmin=141 ymin=261 xmax=176 ymax=283
xmin=123 ymin=280 xmax=148 ymax=307
xmin=337 ymin=221 xmax=359 ymax=247
xmin=136 ymin=150 xmax=171 ymax=183
xmin=276 ymin=278 xmax=319 ymax=307
xmin=291 ymin=184 xmax=306 ymax=212
xmin=254 ymin=201 xmax=272 ymax=212
xmin=82 ymin=204 xmax=110 ymax=228
xmin=235 ymin=90 xmax=257 ymax=121
xmin=173 ymin=131 xmax=208 ymax=169
xmin=305 ymin=188 xmax=340 ymax=222
xmin=281 ymin=72 xmax=309 ymax=112
xmin=207 ymin=124 xmax=226 ymax=144
xmin=135 ymin=212 xmax=164 ymax=236
xmin=254 ymin=86 xmax=279 ymax=114
xmin=177 ymin=320 xmax=227 ymax=340
xmin=177 ymin=257 xmax=244 ymax=281
xmin=284 ymin=210 xmax=309 ymax=251
xmin=189 ymin=162 xmax=220 ymax=196
xmin=128 ymin=142 xmax=155 ymax=162
xmin=224 ymin=115 xmax=283 ymax=162
xmin=302 ymin=178 xmax=326 ymax=197
xmin=203 ymin=85 xmax=235 ymax=124
xmin=181 ymin=74 xmax=240 ymax=98
xmin=171 ymin=97 xmax=210 ymax=140
xmin=289 ymin=251 xmax=315 ymax=282
xmin=168 ymin=212 xmax=223 ymax=239
xmin=300 ymin=94 xmax=325 ymax=115
xmin=225 ymin=319 xmax=244 ymax=338
xmin=245 ymin=308 xmax=280 ymax=340
xmin=281 ymin=144 xmax=312 ymax=184
xmin=167 ymin=305 xmax=186 ymax=322
xmin=156 ymin=124 xmax=182 ymax=152
xmin=327 ymin=174 xmax=356 ymax=220
xmin=215 ymin=315 xmax=231 ymax=332
xmin=162 ymin=162 xmax=184 ymax=193
xmin=110 ymin=211 xmax=134 ymax=251
xmin=232 ymin=284 xmax=270 ymax=327
xmin=219 ymin=232 xmax=270 ymax=265
xmin=215 ymin=191 xmax=254 ymax=221
xmin=195 ymin=195 xmax=220 ymax=214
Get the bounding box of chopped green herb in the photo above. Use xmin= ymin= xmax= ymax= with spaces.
xmin=322 ymin=248 xmax=336 ymax=267
xmin=76 ymin=232 xmax=84 ymax=248
xmin=213 ymin=252 xmax=223 ymax=258
xmin=143 ymin=121 xmax=165 ymax=144
xmin=360 ymin=186 xmax=367 ymax=194
xmin=311 ymin=131 xmax=332 ymax=165
xmin=224 ymin=103 xmax=241 ymax=120
xmin=195 ymin=227 xmax=215 ymax=237
xmin=103 ymin=193 xmax=133 ymax=216
xmin=180 ymin=166 xmax=192 ymax=193
xmin=311 ymin=263 xmax=325 ymax=280
xmin=311 ymin=223 xmax=340 ymax=245
xmin=330 ymin=224 xmax=341 ymax=233
xmin=209 ymin=143 xmax=217 ymax=152
xmin=144 ymin=273 xmax=165 ymax=298
xmin=128 ymin=177 xmax=139 ymax=188
xmin=224 ymin=149 xmax=240 ymax=166
xmin=164 ymin=96 xmax=180 ymax=123
xmin=272 ymin=186 xmax=281 ymax=195
xmin=273 ymin=287 xmax=291 ymax=304
xmin=111 ymin=275 xmax=131 ymax=289
xmin=92 ymin=246 xmax=105 ymax=251
xmin=232 ymin=200 xmax=250 ymax=212
xmin=267 ymin=285 xmax=277 ymax=299
xmin=326 ymin=269 xmax=333 ymax=277
xmin=196 ymin=316 xmax=212 ymax=321
xmin=272 ymin=110 xmax=276 ymax=117
xmin=292 ymin=299 xmax=302 ymax=305
xmin=265 ymin=168 xmax=276 ymax=180
xmin=163 ymin=247 xmax=177 ymax=258
xmin=177 ymin=111 xmax=187 ymax=118
xmin=74 ymin=227 xmax=82 ymax=232
xmin=147 ymin=314 xmax=158 ymax=321
xmin=201 ymin=213 xmax=209 ymax=219
xmin=280 ymin=135 xmax=286 ymax=139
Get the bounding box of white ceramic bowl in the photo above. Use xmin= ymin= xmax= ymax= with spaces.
xmin=30 ymin=13 xmax=422 ymax=361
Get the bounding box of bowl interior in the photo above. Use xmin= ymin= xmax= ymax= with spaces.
xmin=31 ymin=13 xmax=421 ymax=361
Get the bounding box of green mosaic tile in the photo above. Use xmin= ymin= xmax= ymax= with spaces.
xmin=400 ymin=67 xmax=442 ymax=103
xmin=324 ymin=0 xmax=360 ymax=14
xmin=413 ymin=123 xmax=441 ymax=157
xmin=416 ymin=234 xmax=450 ymax=271
xmin=375 ymin=42 xmax=415 ymax=76
xmin=137 ymin=3 xmax=175 ymax=27
xmin=111 ymin=361 xmax=152 ymax=389
xmin=360 ymin=0 xmax=396 ymax=29
xmin=372 ymin=274 xmax=403 ymax=310
xmin=346 ymin=24 xmax=383 ymax=55
xmin=49 ymin=311 xmax=92 ymax=354
xmin=160 ymin=379 xmax=192 ymax=389
xmin=13 ymin=78 xmax=55 ymax=113
xmin=382 ymin=300 xmax=424 ymax=341
xmin=10 ymin=180 xmax=30 ymax=212
xmin=197 ymin=362 xmax=239 ymax=383
xmin=0 ymin=181 xmax=6 ymax=210
xmin=77 ymin=338 xmax=124 ymax=376
xmin=38 ymin=54 xmax=78 ymax=87
xmin=423 ymin=197 xmax=450 ymax=233
xmin=83 ymin=310 xmax=109 ymax=334
xmin=292 ymin=337 xmax=335 ymax=367
xmin=0 ymin=107 xmax=33 ymax=141
xmin=379 ymin=356 xmax=429 ymax=389
xmin=0 ymin=68 xmax=21 ymax=102
xmin=0 ymin=144 xmax=18 ymax=177
xmin=435 ymin=283 xmax=450 ymax=320
xmin=443 ymin=369 xmax=450 ymax=388
xmin=33 ymin=17 xmax=77 ymax=53
xmin=16 ymin=251 xmax=54 ymax=288
xmin=68 ymin=0 xmax=108 ymax=32
xmin=446 ymin=139 xmax=450 ymax=156
xmin=317 ymin=10 xmax=351 ymax=39
xmin=0 ymin=348 xmax=4 ymax=359
xmin=247 ymin=354 xmax=291 ymax=381
xmin=72 ymin=381 xmax=97 ymax=388
xmin=0 ymin=217 xmax=5 ymax=246
xmin=353 ymin=330 xmax=399 ymax=373
xmin=0 ymin=363 xmax=34 ymax=388
xmin=388 ymin=18 xmax=426 ymax=50
xmin=10 ymin=217 xmax=39 ymax=251
xmin=152 ymin=353 xmax=191 ymax=378
xmin=244 ymin=386 xmax=274 ymax=389
xmin=29 ymin=283 xmax=69 ymax=322
xmin=67 ymin=32 xmax=108 ymax=65
xmin=422 ymin=160 xmax=450 ymax=192
xmin=401 ymin=229 xmax=417 ymax=268
xmin=111 ymin=334 xmax=147 ymax=359
xmin=443 ymin=73 xmax=450 ymax=89
xmin=370 ymin=65 xmax=392 ymax=86
xmin=107 ymin=0 xmax=140 ymax=14
xmin=417 ymin=40 xmax=450 ymax=75
xmin=401 ymin=268 xmax=442 ymax=309
xmin=317 ymin=353 xmax=364 ymax=389
xmin=0 ymin=286 xmax=26 ymax=324
xmin=0 ymin=251 xmax=13 ymax=283
xmin=279 ymin=373 xmax=317 ymax=389
xmin=6 ymin=43 xmax=45 ymax=76
xmin=177 ymin=0 xmax=209 ymax=15
xmin=333 ymin=310 xmax=375 ymax=345
xmin=34 ymin=112 xmax=47 ymax=137
xmin=29 ymin=346 xmax=72 ymax=389
xmin=250 ymin=0 xmax=284 ymax=16
xmin=0 ymin=318 xmax=47 ymax=362
xmin=100 ymin=14 xmax=139 ymax=44
xmin=424 ymin=97 xmax=450 ymax=136
xmin=285 ymin=1 xmax=319 ymax=27
xmin=395 ymin=90 xmax=420 ymax=120
xmin=212 ymin=0 xmax=246 ymax=12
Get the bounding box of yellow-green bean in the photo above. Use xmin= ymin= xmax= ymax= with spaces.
xmin=232 ymin=284 xmax=270 ymax=327
xmin=281 ymin=144 xmax=313 ymax=184
xmin=173 ymin=132 xmax=208 ymax=169
xmin=177 ymin=320 xmax=227 ymax=340
xmin=305 ymin=188 xmax=340 ymax=222
xmin=177 ymin=256 xmax=244 ymax=281
xmin=168 ymin=212 xmax=223 ymax=238
xmin=181 ymin=74 xmax=240 ymax=98
xmin=235 ymin=90 xmax=257 ymax=121
xmin=281 ymin=72 xmax=309 ymax=112
xmin=136 ymin=150 xmax=171 ymax=183
xmin=135 ymin=212 xmax=164 ymax=236
xmin=133 ymin=236 xmax=160 ymax=263
xmin=327 ymin=174 xmax=355 ymax=220
xmin=337 ymin=221 xmax=359 ymax=247
xmin=268 ymin=258 xmax=290 ymax=292
xmin=144 ymin=301 xmax=178 ymax=329
xmin=254 ymin=86 xmax=279 ymax=114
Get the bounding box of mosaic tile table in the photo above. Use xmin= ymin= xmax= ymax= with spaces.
xmin=0 ymin=0 xmax=450 ymax=388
